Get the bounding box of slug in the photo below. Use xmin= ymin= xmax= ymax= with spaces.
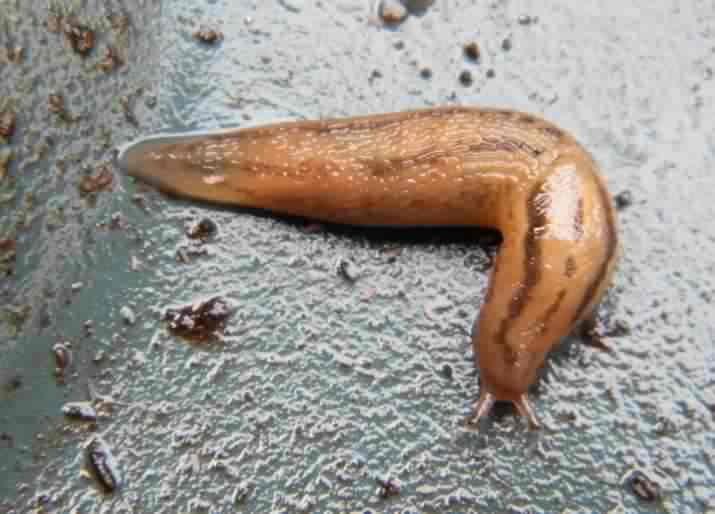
xmin=117 ymin=106 xmax=619 ymax=428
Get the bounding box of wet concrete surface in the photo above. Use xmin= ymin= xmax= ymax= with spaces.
xmin=1 ymin=0 xmax=714 ymax=512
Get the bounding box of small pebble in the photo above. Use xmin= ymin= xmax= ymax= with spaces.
xmin=441 ymin=363 xmax=453 ymax=380
xmin=463 ymin=41 xmax=480 ymax=61
xmin=62 ymin=402 xmax=97 ymax=421
xmin=369 ymin=69 xmax=383 ymax=84
xmin=379 ymin=0 xmax=408 ymax=24
xmin=501 ymin=37 xmax=512 ymax=51
xmin=84 ymin=437 xmax=122 ymax=493
xmin=377 ymin=477 xmax=401 ymax=498
xmin=459 ymin=70 xmax=474 ymax=86
xmin=336 ymin=257 xmax=359 ymax=282
xmin=518 ymin=14 xmax=534 ymax=25
xmin=120 ymin=306 xmax=136 ymax=325
xmin=614 ymin=190 xmax=633 ymax=210
xmin=625 ymin=469 xmax=661 ymax=503
xmin=71 ymin=282 xmax=83 ymax=292
xmin=52 ymin=343 xmax=72 ymax=375
xmin=419 ymin=67 xmax=432 ymax=79
xmin=164 ymin=297 xmax=230 ymax=343
xmin=193 ymin=28 xmax=223 ymax=44
xmin=486 ymin=69 xmax=495 ymax=78
xmin=186 ymin=217 xmax=218 ymax=240
xmin=402 ymin=0 xmax=435 ymax=13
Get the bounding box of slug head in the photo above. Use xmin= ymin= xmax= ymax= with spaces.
xmin=468 ymin=388 xmax=541 ymax=430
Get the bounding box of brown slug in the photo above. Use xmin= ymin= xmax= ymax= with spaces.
xmin=117 ymin=106 xmax=619 ymax=428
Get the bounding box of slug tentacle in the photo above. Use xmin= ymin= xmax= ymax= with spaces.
xmin=467 ymin=390 xmax=495 ymax=427
xmin=118 ymin=106 xmax=618 ymax=428
xmin=513 ymin=394 xmax=540 ymax=430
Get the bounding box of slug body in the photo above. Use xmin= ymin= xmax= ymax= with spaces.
xmin=118 ymin=106 xmax=619 ymax=427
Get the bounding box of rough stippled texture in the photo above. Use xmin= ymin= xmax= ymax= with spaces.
xmin=1 ymin=1 xmax=714 ymax=513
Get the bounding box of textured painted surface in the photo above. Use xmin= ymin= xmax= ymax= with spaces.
xmin=1 ymin=1 xmax=714 ymax=513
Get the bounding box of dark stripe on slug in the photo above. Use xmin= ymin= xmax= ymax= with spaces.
xmin=574 ymin=197 xmax=585 ymax=240
xmin=468 ymin=137 xmax=543 ymax=158
xmin=541 ymin=126 xmax=564 ymax=140
xmin=511 ymin=180 xmax=547 ymax=320
xmin=570 ymin=179 xmax=618 ymax=325
xmin=538 ymin=289 xmax=568 ymax=334
xmin=565 ymin=256 xmax=577 ymax=278
xmin=494 ymin=179 xmax=548 ymax=361
xmin=315 ymin=107 xmax=466 ymax=135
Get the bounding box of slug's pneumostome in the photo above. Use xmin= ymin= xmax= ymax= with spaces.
xmin=118 ymin=106 xmax=619 ymax=428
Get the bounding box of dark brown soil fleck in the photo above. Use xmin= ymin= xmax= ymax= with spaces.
xmin=0 ymin=238 xmax=16 ymax=253
xmin=579 ymin=317 xmax=613 ymax=352
xmin=376 ymin=477 xmax=401 ymax=498
xmin=459 ymin=70 xmax=474 ymax=86
xmin=614 ymin=190 xmax=634 ymax=210
xmin=379 ymin=1 xmax=408 ymax=25
xmin=193 ymin=28 xmax=223 ymax=44
xmin=164 ymin=297 xmax=231 ymax=343
xmin=63 ymin=20 xmax=95 ymax=56
xmin=186 ymin=218 xmax=218 ymax=241
xmin=79 ymin=166 xmax=114 ymax=195
xmin=463 ymin=41 xmax=480 ymax=61
xmin=0 ymin=109 xmax=16 ymax=138
xmin=52 ymin=342 xmax=72 ymax=381
xmin=625 ymin=469 xmax=661 ymax=503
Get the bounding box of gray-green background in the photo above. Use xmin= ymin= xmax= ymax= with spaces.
xmin=1 ymin=0 xmax=714 ymax=512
